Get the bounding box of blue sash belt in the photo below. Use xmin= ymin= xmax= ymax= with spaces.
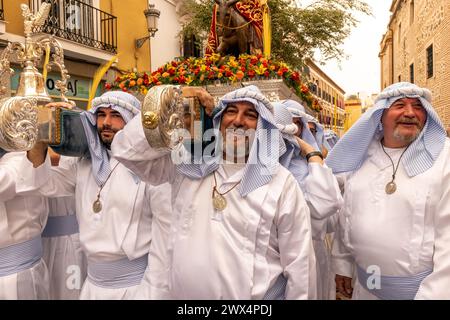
xmin=0 ymin=236 xmax=43 ymax=277
xmin=357 ymin=264 xmax=432 ymax=300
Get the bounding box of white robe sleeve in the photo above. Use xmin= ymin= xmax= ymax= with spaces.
xmin=277 ymin=175 xmax=317 ymax=299
xmin=16 ymin=155 xmax=77 ymax=198
xmin=304 ymin=162 xmax=343 ymax=220
xmin=415 ymin=159 xmax=450 ymax=299
xmin=330 ymin=172 xmax=355 ymax=278
xmin=111 ymin=114 xmax=177 ymax=186
xmin=330 ymin=218 xmax=354 ymax=278
xmin=147 ymin=182 xmax=173 ymax=299
xmin=0 ymin=155 xmax=21 ymax=202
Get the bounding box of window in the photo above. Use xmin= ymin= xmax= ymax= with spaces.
xmin=410 ymin=0 xmax=415 ymax=25
xmin=398 ymin=23 xmax=402 ymax=44
xmin=427 ymin=44 xmax=434 ymax=78
xmin=183 ymin=34 xmax=201 ymax=58
xmin=398 ymin=75 xmax=401 ymax=82
xmin=410 ymin=63 xmax=414 ymax=83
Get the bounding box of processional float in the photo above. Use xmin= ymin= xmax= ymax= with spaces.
xmin=138 ymin=0 xmax=315 ymax=151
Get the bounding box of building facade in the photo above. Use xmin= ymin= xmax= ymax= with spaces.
xmin=344 ymin=96 xmax=362 ymax=133
xmin=379 ymin=0 xmax=450 ymax=127
xmin=0 ymin=0 xmax=185 ymax=108
xmin=305 ymin=58 xmax=346 ymax=137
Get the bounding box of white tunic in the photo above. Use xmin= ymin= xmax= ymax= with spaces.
xmin=111 ymin=115 xmax=317 ymax=300
xmin=297 ymin=160 xmax=343 ymax=300
xmin=42 ymin=193 xmax=87 ymax=300
xmin=17 ymin=154 xmax=171 ymax=300
xmin=0 ymin=152 xmax=49 ymax=300
xmin=332 ymin=138 xmax=450 ymax=299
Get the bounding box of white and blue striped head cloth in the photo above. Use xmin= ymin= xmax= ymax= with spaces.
xmin=273 ymin=102 xmax=300 ymax=167
xmin=324 ymin=129 xmax=339 ymax=149
xmin=303 ymin=113 xmax=329 ymax=150
xmin=273 ymin=102 xmax=310 ymax=191
xmin=177 ymin=85 xmax=286 ymax=197
xmin=282 ymin=100 xmax=320 ymax=151
xmin=326 ymin=82 xmax=446 ymax=176
xmin=80 ymin=91 xmax=141 ymax=186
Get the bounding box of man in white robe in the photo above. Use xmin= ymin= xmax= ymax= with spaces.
xmin=273 ymin=101 xmax=342 ymax=300
xmin=19 ymin=91 xmax=172 ymax=300
xmin=111 ymin=85 xmax=317 ymax=299
xmin=326 ymin=82 xmax=450 ymax=299
xmin=41 ymin=148 xmax=87 ymax=300
xmin=0 ymin=151 xmax=49 ymax=299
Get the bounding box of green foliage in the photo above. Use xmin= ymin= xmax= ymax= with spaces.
xmin=180 ymin=0 xmax=371 ymax=69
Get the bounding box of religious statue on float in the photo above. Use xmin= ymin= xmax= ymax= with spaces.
xmin=205 ymin=0 xmax=271 ymax=57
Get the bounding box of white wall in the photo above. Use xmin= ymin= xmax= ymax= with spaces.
xmin=150 ymin=0 xmax=182 ymax=71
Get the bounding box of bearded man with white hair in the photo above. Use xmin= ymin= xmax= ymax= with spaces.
xmin=326 ymin=82 xmax=450 ymax=299
xmin=20 ymin=91 xmax=172 ymax=300
xmin=111 ymin=85 xmax=317 ymax=299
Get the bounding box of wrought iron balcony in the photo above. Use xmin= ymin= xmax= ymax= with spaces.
xmin=29 ymin=0 xmax=117 ymax=54
xmin=0 ymin=0 xmax=4 ymax=21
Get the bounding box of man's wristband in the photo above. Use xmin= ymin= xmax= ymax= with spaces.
xmin=305 ymin=151 xmax=323 ymax=162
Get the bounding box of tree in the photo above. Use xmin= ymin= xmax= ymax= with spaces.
xmin=180 ymin=0 xmax=371 ymax=69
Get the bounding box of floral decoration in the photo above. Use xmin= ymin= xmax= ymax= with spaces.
xmin=105 ymin=53 xmax=322 ymax=111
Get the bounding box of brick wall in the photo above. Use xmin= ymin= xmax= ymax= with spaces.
xmin=380 ymin=0 xmax=450 ymax=128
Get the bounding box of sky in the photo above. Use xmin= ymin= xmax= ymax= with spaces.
xmin=318 ymin=1 xmax=393 ymax=98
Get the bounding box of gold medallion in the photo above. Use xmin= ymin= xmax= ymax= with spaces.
xmin=385 ymin=181 xmax=397 ymax=194
xmin=212 ymin=193 xmax=227 ymax=211
xmin=93 ymin=199 xmax=102 ymax=213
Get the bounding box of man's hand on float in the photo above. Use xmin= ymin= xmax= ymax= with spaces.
xmin=295 ymin=136 xmax=324 ymax=164
xmin=182 ymin=86 xmax=215 ymax=116
xmin=45 ymin=101 xmax=75 ymax=109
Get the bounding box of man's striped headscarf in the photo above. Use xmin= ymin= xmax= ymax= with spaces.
xmin=326 ymin=82 xmax=446 ymax=176
xmin=80 ymin=91 xmax=141 ymax=186
xmin=177 ymin=85 xmax=286 ymax=197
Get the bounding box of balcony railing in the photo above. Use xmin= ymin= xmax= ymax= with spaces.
xmin=0 ymin=0 xmax=4 ymax=21
xmin=29 ymin=0 xmax=117 ymax=54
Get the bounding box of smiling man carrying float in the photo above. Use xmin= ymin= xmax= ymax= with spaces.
xmin=112 ymin=85 xmax=317 ymax=299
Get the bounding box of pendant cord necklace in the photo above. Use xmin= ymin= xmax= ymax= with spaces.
xmin=211 ymin=171 xmax=241 ymax=211
xmin=92 ymin=162 xmax=120 ymax=213
xmin=380 ymin=139 xmax=411 ymax=194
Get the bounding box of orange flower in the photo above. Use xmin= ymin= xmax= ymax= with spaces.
xmin=162 ymin=72 xmax=170 ymax=78
xmin=236 ymin=70 xmax=245 ymax=80
xmin=137 ymin=78 xmax=143 ymax=86
xmin=129 ymin=80 xmax=136 ymax=87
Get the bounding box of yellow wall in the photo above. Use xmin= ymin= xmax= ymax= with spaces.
xmin=102 ymin=0 xmax=151 ymax=73
xmin=3 ymin=1 xmax=151 ymax=73
xmin=344 ymin=100 xmax=362 ymax=132
xmin=4 ymin=0 xmax=24 ymax=35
